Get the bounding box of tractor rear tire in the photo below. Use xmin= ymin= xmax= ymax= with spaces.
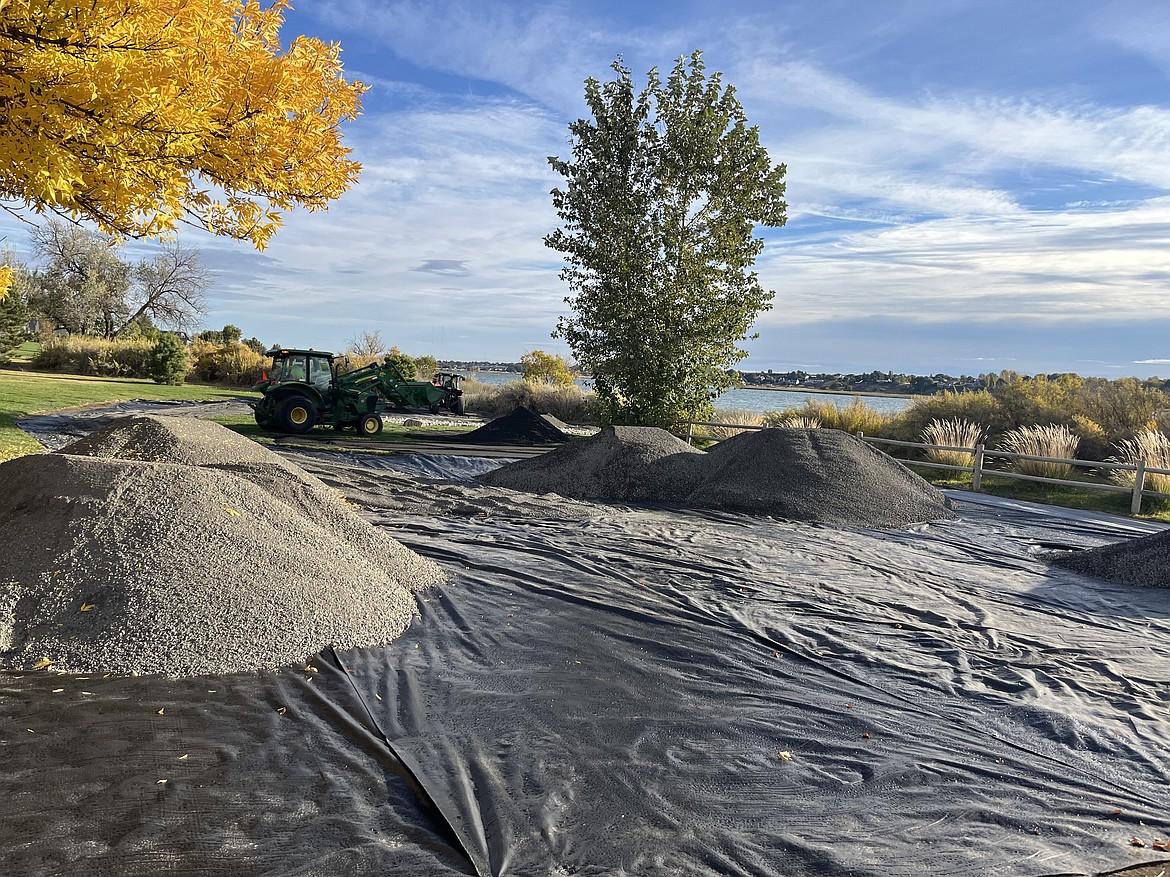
xmin=277 ymin=395 xmax=317 ymax=434
xmin=358 ymin=414 xmax=384 ymax=436
xmin=453 ymin=396 xmax=466 ymax=416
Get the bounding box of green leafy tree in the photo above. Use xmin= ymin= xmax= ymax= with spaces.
xmin=413 ymin=354 xmax=439 ymax=382
xmin=521 ymin=349 xmax=575 ymax=387
xmin=547 ymin=50 xmax=786 ymax=429
xmin=149 ymin=332 xmax=189 ymax=385
xmin=386 ymin=346 xmax=417 ymax=379
xmin=0 ymin=281 xmax=30 ymax=362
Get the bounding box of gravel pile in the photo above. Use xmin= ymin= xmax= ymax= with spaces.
xmin=1048 ymin=529 xmax=1170 ymax=588
xmin=481 ymin=426 xmax=952 ymax=526
xmin=480 ymin=425 xmax=707 ymax=501
xmin=0 ymin=416 xmax=444 ymax=676
xmin=692 ymin=428 xmax=953 ymax=526
xmin=453 ymin=406 xmax=571 ymax=445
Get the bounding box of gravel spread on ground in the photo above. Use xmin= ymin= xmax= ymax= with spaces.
xmin=1047 ymin=528 xmax=1170 ymax=588
xmin=480 ymin=426 xmax=952 ymax=527
xmin=0 ymin=415 xmax=444 ymax=676
xmin=451 ymin=406 xmax=572 ymax=445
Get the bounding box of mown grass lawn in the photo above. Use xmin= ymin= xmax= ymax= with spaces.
xmin=0 ymin=367 xmax=244 ymax=461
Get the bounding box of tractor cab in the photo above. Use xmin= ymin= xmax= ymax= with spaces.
xmin=434 ymin=371 xmax=463 ymax=391
xmin=258 ymin=348 xmax=335 ymax=392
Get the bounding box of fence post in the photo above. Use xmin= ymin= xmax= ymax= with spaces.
xmin=1131 ymin=460 xmax=1146 ymax=515
xmin=686 ymin=422 xmax=694 ymax=446
xmin=856 ymin=431 xmax=864 ymax=441
xmin=972 ymin=444 xmax=984 ymax=492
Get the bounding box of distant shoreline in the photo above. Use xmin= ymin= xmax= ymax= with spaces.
xmin=469 ymin=370 xmax=914 ymax=400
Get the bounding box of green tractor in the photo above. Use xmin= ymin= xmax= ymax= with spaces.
xmin=250 ymin=348 xmax=465 ymax=435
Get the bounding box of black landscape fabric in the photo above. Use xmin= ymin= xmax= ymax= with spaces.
xmin=3 ymin=454 xmax=1170 ymax=876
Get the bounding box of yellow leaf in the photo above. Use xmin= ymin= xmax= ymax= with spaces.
xmin=224 ymin=507 xmax=240 ymax=516
xmin=32 ymin=657 xmax=54 ymax=669
xmin=80 ymin=603 xmax=95 ymax=612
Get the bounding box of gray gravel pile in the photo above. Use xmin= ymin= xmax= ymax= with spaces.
xmin=1048 ymin=529 xmax=1170 ymax=587
xmin=453 ymin=406 xmax=571 ymax=445
xmin=481 ymin=426 xmax=952 ymax=526
xmin=692 ymin=428 xmax=953 ymax=526
xmin=480 ymin=425 xmax=707 ymax=501
xmin=0 ymin=416 xmax=444 ymax=676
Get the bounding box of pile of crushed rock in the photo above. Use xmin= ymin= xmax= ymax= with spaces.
xmin=1048 ymin=529 xmax=1170 ymax=588
xmin=480 ymin=426 xmax=953 ymax=527
xmin=452 ymin=406 xmax=570 ymax=445
xmin=0 ymin=415 xmax=443 ymax=676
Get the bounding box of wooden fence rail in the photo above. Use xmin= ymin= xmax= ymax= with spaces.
xmin=681 ymin=421 xmax=1170 ymax=515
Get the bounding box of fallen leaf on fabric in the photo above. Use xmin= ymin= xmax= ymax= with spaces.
xmin=1131 ymin=837 xmax=1146 ymax=847
xmin=225 ymin=508 xmax=240 ymax=516
xmin=178 ymin=755 xmax=188 ymax=761
xmin=276 ymin=706 xmax=287 ymax=716
xmin=156 ymin=779 xmax=168 ymax=785
xmin=79 ymin=603 xmax=95 ymax=612
xmin=157 ymin=708 xmax=165 ymax=715
xmin=32 ymin=657 xmax=54 ymax=669
xmin=862 ymin=732 xmax=872 ymax=739
xmin=777 ymin=751 xmax=793 ymax=761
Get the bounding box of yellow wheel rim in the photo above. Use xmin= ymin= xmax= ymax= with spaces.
xmin=290 ymin=407 xmax=308 ymax=425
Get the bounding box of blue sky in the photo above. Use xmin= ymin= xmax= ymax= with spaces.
xmin=10 ymin=0 xmax=1170 ymax=376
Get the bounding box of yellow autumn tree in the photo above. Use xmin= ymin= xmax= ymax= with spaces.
xmin=0 ymin=0 xmax=366 ymax=271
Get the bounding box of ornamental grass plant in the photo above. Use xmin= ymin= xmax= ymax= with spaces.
xmin=1109 ymin=429 xmax=1170 ymax=495
xmin=764 ymin=396 xmax=892 ymax=436
xmin=705 ymin=409 xmax=766 ymax=440
xmin=997 ymin=424 xmax=1080 ymax=479
xmin=920 ymin=418 xmax=984 ymax=468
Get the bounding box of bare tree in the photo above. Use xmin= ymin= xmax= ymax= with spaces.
xmin=346 ymin=329 xmax=386 ymax=357
xmin=124 ymin=243 xmax=210 ymax=335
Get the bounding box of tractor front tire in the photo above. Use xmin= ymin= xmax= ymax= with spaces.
xmin=358 ymin=414 xmax=384 ymax=436
xmin=277 ymin=396 xmax=317 ymax=434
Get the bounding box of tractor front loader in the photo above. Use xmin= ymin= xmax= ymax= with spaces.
xmin=250 ymin=348 xmax=465 ymax=435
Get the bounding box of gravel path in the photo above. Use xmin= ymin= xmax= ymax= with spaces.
xmin=481 ymin=425 xmax=953 ymax=527
xmin=0 ymin=415 xmax=444 ymax=676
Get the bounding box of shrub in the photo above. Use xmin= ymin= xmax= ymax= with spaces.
xmin=1074 ymin=377 xmax=1168 ymax=441
xmin=1109 ymin=430 xmax=1170 ymax=496
xmin=32 ymin=335 xmax=154 ymax=377
xmin=920 ymin=418 xmax=984 ymax=468
xmin=997 ymin=424 xmax=1080 ymax=479
xmin=189 ymin=340 xmax=266 ymax=386
xmin=149 ymin=334 xmax=189 ymax=385
xmin=890 ymin=390 xmax=1008 ymax=444
xmin=462 ymin=377 xmax=596 ymax=424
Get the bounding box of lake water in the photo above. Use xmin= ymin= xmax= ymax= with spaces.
xmin=467 ymin=372 xmax=913 ymax=415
